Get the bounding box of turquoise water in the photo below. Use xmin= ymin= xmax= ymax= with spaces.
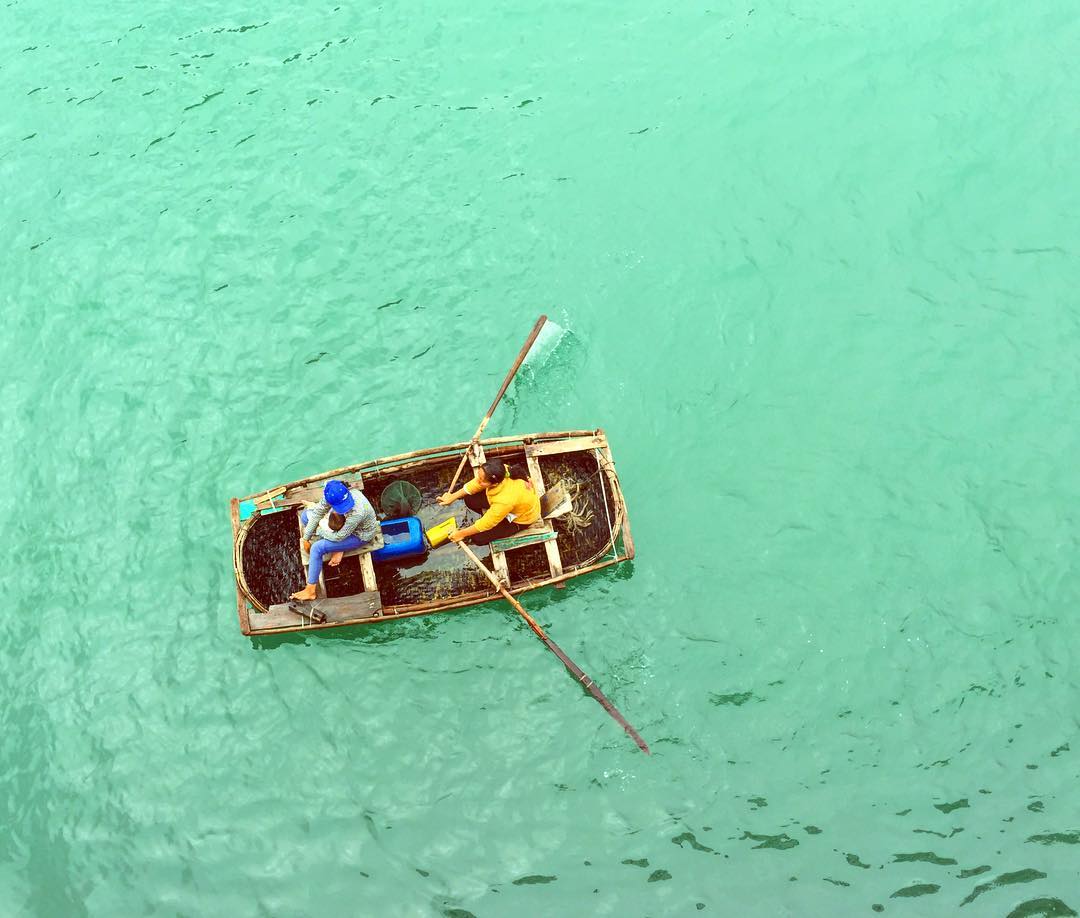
xmin=4 ymin=0 xmax=1080 ymax=914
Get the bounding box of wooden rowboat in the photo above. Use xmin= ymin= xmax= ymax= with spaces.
xmin=229 ymin=429 xmax=635 ymax=636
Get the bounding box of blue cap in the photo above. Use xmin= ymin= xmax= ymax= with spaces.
xmin=323 ymin=480 xmax=355 ymax=514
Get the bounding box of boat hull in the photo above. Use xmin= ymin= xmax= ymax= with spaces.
xmin=229 ymin=430 xmax=634 ymax=636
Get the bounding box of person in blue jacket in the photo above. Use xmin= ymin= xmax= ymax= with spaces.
xmin=290 ymin=479 xmax=378 ymax=601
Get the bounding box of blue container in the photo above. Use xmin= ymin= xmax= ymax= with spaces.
xmin=371 ymin=516 xmax=426 ymax=562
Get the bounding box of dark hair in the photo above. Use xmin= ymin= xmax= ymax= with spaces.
xmin=481 ymin=459 xmax=507 ymax=484
xmin=328 ymin=511 xmax=345 ymax=531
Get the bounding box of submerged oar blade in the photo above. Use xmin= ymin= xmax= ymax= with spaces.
xmin=446 ymin=315 xmax=550 ymax=494
xmin=456 ymin=541 xmax=650 ymax=755
xmin=519 ymin=318 xmax=567 ymax=373
xmin=540 ymin=633 xmax=651 ymax=755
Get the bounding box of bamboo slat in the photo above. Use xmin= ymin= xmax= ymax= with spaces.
xmin=525 ymin=454 xmax=566 ymax=582
xmin=237 ymin=430 xmax=597 ymax=501
xmin=229 ymin=498 xmax=251 ymax=634
xmin=598 ymin=432 xmax=635 ymax=560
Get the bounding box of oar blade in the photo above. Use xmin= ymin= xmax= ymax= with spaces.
xmin=446 ymin=315 xmax=550 ymax=494
xmin=456 ymin=539 xmax=650 ymax=754
xmin=541 ymin=633 xmax=651 ymax=755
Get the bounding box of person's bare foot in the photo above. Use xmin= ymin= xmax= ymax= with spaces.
xmin=290 ymin=584 xmax=317 ymax=601
xmin=327 ymin=551 xmax=345 ymax=567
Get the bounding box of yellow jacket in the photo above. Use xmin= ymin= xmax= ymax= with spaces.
xmin=465 ymin=474 xmax=541 ymax=531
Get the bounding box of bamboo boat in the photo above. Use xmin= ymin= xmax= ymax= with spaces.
xmin=229 ymin=429 xmax=635 ymax=636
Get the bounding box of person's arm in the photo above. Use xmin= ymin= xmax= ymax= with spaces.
xmin=302 ymin=501 xmax=329 ymax=541
xmin=357 ymin=502 xmax=380 ymax=541
xmin=437 ymin=474 xmax=482 ymax=506
xmin=323 ymin=510 xmax=362 ymax=542
xmin=449 ymin=497 xmax=509 ymax=542
xmin=448 ymin=522 xmax=477 ymax=542
xmin=436 ymin=487 xmax=467 ymax=506
xmin=324 ymin=496 xmax=379 ymax=543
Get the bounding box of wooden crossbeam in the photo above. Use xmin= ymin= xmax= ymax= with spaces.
xmin=491 ymin=529 xmax=557 ymax=553
xmin=523 ymin=454 xmax=565 ymax=582
xmin=524 ymin=434 xmax=607 ymax=458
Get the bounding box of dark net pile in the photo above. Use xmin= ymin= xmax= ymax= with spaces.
xmin=240 ymin=509 xmax=306 ymax=609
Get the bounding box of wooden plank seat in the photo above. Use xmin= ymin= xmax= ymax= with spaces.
xmin=489 ymin=520 xmax=556 ymax=588
xmin=257 ymin=592 xmax=383 ymax=631
xmin=523 ymin=453 xmax=568 ymax=584
xmin=490 ymin=520 xmax=556 ymax=553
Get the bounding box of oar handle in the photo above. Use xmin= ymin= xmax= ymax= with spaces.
xmin=445 ymin=315 xmax=548 ymax=494
xmin=456 ymin=542 xmax=544 ymax=633
xmin=446 ymin=436 xmax=482 ymax=498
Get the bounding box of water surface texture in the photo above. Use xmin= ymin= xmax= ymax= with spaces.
xmin=4 ymin=0 xmax=1080 ymax=915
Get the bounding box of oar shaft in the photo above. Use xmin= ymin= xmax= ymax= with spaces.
xmin=447 ymin=449 xmax=475 ymax=500
xmin=446 ymin=315 xmax=548 ymax=493
xmin=456 ymin=541 xmax=650 ymax=754
xmin=538 ymin=631 xmax=651 ymax=755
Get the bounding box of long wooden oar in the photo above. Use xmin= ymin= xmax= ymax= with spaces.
xmin=457 ymin=541 xmax=650 ymax=754
xmin=446 ymin=314 xmax=549 ymax=494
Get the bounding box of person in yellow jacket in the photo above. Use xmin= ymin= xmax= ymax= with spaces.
xmin=437 ymin=458 xmax=540 ymax=545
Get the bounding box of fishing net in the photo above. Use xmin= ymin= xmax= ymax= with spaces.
xmin=380 ymin=480 xmax=422 ymax=518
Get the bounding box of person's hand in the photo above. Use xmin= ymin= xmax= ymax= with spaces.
xmin=447 ymin=529 xmax=465 ymax=543
xmin=301 ymin=539 xmax=312 ymax=553
xmin=436 ymin=492 xmax=455 ymax=507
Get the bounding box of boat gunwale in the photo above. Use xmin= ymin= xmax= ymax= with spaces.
xmin=229 ymin=429 xmax=632 ymax=636
xmin=236 ymin=429 xmax=600 ymax=503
